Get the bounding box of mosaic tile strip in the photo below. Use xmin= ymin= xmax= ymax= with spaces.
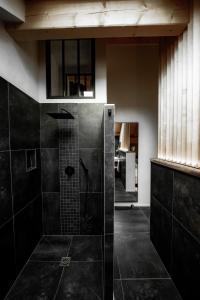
xmin=58 ymin=104 xmax=80 ymax=234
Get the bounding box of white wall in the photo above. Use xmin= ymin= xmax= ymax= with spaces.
xmin=0 ymin=22 xmax=39 ymax=101
xmin=38 ymin=39 xmax=107 ymax=103
xmin=0 ymin=0 xmax=25 ymax=21
xmin=107 ymin=44 xmax=158 ymax=206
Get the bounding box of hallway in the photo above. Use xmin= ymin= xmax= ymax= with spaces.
xmin=114 ymin=207 xmax=182 ymax=300
xmin=115 ymin=178 xmax=137 ymax=204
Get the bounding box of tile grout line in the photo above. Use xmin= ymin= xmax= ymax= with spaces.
xmin=115 ymin=251 xmax=125 ymax=300
xmin=53 ymin=235 xmax=73 ymax=300
xmin=4 ymin=235 xmax=44 ymax=299
xmin=53 ymin=267 xmax=65 ymax=300
xmin=39 ymin=104 xmax=45 ymax=236
xmin=13 ymin=193 xmax=41 ymax=218
xmin=100 ymin=236 xmax=104 ymax=300
xmin=153 ymin=196 xmax=200 ymax=247
xmin=120 ymin=278 xmax=173 ymax=280
xmin=43 ymin=234 xmax=103 ymax=237
xmin=29 ymin=259 xmax=103 ymax=263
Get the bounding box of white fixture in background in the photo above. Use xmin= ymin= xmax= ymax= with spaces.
xmin=83 ymin=91 xmax=93 ymax=97
xmin=126 ymin=152 xmax=136 ymax=192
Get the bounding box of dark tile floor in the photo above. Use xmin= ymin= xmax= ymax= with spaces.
xmin=114 ymin=207 xmax=182 ymax=300
xmin=5 ymin=235 xmax=103 ymax=300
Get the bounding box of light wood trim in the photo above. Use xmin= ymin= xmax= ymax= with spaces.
xmin=6 ymin=0 xmax=189 ymax=40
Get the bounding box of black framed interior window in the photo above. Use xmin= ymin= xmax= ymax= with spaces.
xmin=46 ymin=39 xmax=95 ymax=99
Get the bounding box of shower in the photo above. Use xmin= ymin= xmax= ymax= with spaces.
xmin=46 ymin=108 xmax=74 ymax=119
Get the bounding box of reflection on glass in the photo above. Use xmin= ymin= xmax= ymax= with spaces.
xmin=80 ymin=39 xmax=92 ymax=74
xmin=65 ymin=40 xmax=78 ymax=74
xmin=50 ymin=41 xmax=63 ymax=97
xmin=80 ymin=75 xmax=92 ymax=97
xmin=115 ymin=122 xmax=139 ymax=204
xmin=66 ymin=75 xmax=78 ymax=97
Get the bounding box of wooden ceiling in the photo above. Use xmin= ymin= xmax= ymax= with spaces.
xmin=7 ymin=0 xmax=190 ymax=41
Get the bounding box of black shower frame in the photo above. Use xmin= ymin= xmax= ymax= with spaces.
xmin=46 ymin=39 xmax=96 ymax=99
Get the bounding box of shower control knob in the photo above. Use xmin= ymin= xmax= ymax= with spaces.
xmin=65 ymin=166 xmax=75 ymax=177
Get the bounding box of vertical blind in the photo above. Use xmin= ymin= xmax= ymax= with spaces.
xmin=158 ymin=0 xmax=200 ymax=168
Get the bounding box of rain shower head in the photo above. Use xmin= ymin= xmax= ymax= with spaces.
xmin=46 ymin=109 xmax=74 ymax=119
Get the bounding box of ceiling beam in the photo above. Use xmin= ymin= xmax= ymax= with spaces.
xmin=7 ymin=25 xmax=187 ymax=41
xmin=7 ymin=0 xmax=189 ymax=40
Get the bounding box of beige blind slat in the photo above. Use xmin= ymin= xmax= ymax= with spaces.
xmin=158 ymin=0 xmax=200 ymax=168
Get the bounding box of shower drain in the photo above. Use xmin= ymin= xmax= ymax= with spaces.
xmin=60 ymin=257 xmax=71 ymax=267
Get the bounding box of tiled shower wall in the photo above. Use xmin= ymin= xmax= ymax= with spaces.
xmin=40 ymin=103 xmax=104 ymax=235
xmin=0 ymin=77 xmax=42 ymax=299
xmin=151 ymin=162 xmax=200 ymax=300
xmin=104 ymin=105 xmax=115 ymax=300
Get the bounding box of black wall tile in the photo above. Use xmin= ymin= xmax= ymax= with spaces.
xmin=80 ymin=148 xmax=102 ymax=193
xmin=105 ymin=152 xmax=114 ymax=234
xmin=151 ymin=163 xmax=200 ymax=300
xmin=0 ymin=219 xmax=16 ymax=299
xmin=104 ymin=105 xmax=114 ymax=299
xmin=80 ymin=193 xmax=103 ymax=235
xmin=43 ymin=193 xmax=61 ymax=235
xmin=9 ymin=85 xmax=40 ymax=150
xmin=0 ymin=77 xmax=9 ymax=151
xmin=151 ymin=163 xmax=173 ymax=213
xmin=14 ymin=196 xmax=42 ymax=273
xmin=78 ymin=104 xmax=104 ymax=148
xmin=150 ymin=197 xmax=172 ymax=272
xmin=104 ymin=234 xmax=114 ymax=300
xmin=0 ymin=78 xmax=42 ymax=298
xmin=0 ymin=151 xmax=12 ymax=227
xmin=40 ymin=104 xmax=59 ymax=148
xmin=11 ymin=150 xmax=41 ymax=214
xmin=114 ymin=280 xmax=124 ymax=300
xmin=172 ymin=219 xmax=200 ymax=300
xmin=174 ymin=171 xmax=200 ymax=243
xmin=41 ymin=148 xmax=60 ymax=192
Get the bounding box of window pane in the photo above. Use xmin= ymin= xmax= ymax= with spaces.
xmin=80 ymin=75 xmax=93 ymax=97
xmin=50 ymin=41 xmax=63 ymax=96
xmin=64 ymin=40 xmax=78 ymax=74
xmin=66 ymin=75 xmax=78 ymax=97
xmin=80 ymin=39 xmax=92 ymax=74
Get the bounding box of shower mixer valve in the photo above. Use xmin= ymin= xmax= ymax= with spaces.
xmin=65 ymin=166 xmax=75 ymax=177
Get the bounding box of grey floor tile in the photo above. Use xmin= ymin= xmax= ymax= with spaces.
xmin=122 ymin=279 xmax=182 ymax=300
xmin=6 ymin=261 xmax=62 ymax=300
xmin=30 ymin=236 xmax=72 ymax=261
xmin=115 ymin=178 xmax=137 ymax=203
xmin=68 ymin=236 xmax=102 ymax=261
xmin=114 ymin=208 xmax=149 ymax=234
xmin=115 ymin=233 xmax=169 ymax=279
xmin=140 ymin=207 xmax=151 ymax=220
xmin=55 ymin=262 xmax=103 ymax=300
